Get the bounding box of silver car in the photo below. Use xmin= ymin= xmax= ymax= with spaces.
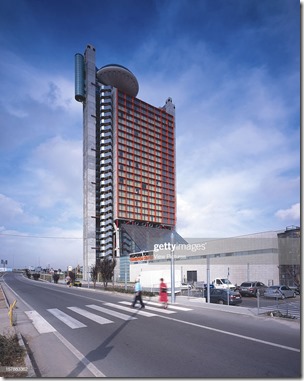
xmin=264 ymin=285 xmax=296 ymax=299
xmin=239 ymin=281 xmax=268 ymax=297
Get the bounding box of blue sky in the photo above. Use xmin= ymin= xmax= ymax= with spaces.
xmin=0 ymin=0 xmax=300 ymax=270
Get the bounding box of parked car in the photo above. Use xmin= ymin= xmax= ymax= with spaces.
xmin=209 ymin=288 xmax=242 ymax=305
xmin=73 ymin=279 xmax=82 ymax=287
xmin=239 ymin=281 xmax=268 ymax=297
xmin=181 ymin=282 xmax=193 ymax=290
xmin=264 ymin=285 xmax=296 ymax=299
xmin=289 ymin=286 xmax=300 ymax=295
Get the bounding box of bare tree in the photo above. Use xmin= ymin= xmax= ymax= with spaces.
xmin=90 ymin=264 xmax=99 ymax=289
xmin=99 ymin=257 xmax=116 ymax=288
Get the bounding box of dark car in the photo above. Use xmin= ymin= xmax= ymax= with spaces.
xmin=209 ymin=288 xmax=242 ymax=305
xmin=239 ymin=281 xmax=268 ymax=297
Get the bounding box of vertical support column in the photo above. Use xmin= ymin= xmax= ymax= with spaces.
xmin=83 ymin=45 xmax=97 ymax=280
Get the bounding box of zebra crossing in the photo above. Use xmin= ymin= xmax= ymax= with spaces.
xmin=48 ymin=308 xmax=87 ymax=329
xmin=26 ymin=302 xmax=192 ymax=334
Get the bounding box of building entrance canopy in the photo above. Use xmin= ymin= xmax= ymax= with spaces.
xmin=120 ymin=223 xmax=187 ymax=256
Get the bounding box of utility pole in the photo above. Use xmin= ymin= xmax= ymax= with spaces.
xmin=206 ymin=256 xmax=210 ymax=303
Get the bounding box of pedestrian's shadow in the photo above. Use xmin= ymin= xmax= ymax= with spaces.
xmin=66 ymin=305 xmax=143 ymax=377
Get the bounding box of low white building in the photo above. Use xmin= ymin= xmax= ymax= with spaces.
xmin=128 ymin=229 xmax=298 ymax=288
xmin=115 ymin=227 xmax=300 ymax=286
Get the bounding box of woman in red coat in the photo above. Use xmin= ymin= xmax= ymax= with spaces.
xmin=159 ymin=278 xmax=168 ymax=309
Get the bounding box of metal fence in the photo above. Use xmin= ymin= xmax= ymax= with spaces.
xmin=253 ymin=296 xmax=300 ymax=319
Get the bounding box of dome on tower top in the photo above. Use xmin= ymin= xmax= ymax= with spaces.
xmin=97 ymin=64 xmax=139 ymax=97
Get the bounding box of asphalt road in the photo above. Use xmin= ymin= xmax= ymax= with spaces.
xmin=3 ymin=272 xmax=301 ymax=378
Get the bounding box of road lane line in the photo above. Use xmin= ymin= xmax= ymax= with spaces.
xmin=67 ymin=307 xmax=113 ymax=325
xmin=86 ymin=304 xmax=137 ymax=321
xmin=53 ymin=331 xmax=106 ymax=377
xmin=3 ymin=282 xmax=34 ymax=310
xmin=158 ymin=315 xmax=300 ymax=353
xmin=47 ymin=308 xmax=87 ymax=329
xmin=104 ymin=302 xmax=156 ymax=317
xmin=24 ymin=311 xmax=56 ymax=334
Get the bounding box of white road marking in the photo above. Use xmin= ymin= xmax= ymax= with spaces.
xmin=47 ymin=308 xmax=87 ymax=329
xmin=67 ymin=307 xmax=113 ymax=325
xmin=53 ymin=331 xmax=106 ymax=377
xmin=104 ymin=302 xmax=156 ymax=317
xmin=119 ymin=301 xmax=175 ymax=314
xmin=141 ymin=301 xmax=193 ymax=311
xmin=24 ymin=310 xmax=56 ymax=334
xmin=86 ymin=304 xmax=137 ymax=321
xmin=158 ymin=315 xmax=301 ymax=353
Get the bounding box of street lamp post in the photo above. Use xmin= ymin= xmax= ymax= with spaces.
xmin=227 ymin=267 xmax=230 ymax=306
xmin=170 ymin=231 xmax=175 ymax=304
xmin=206 ymin=256 xmax=210 ymax=303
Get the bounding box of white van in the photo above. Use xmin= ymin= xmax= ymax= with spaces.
xmin=212 ymin=278 xmax=235 ymax=290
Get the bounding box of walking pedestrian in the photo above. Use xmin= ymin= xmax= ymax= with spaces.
xmin=132 ymin=278 xmax=145 ymax=308
xmin=159 ymin=278 xmax=168 ymax=308
xmin=65 ymin=275 xmax=72 ymax=287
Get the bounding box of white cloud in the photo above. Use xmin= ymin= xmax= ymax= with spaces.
xmin=0 ymin=194 xmax=23 ymax=219
xmin=23 ymin=136 xmax=83 ymax=218
xmin=176 ymin=169 xmax=264 ymax=238
xmin=0 ymin=194 xmax=40 ymax=227
xmin=0 ymin=135 xmax=82 ymax=238
xmin=275 ymin=203 xmax=300 ymax=221
xmin=158 ymin=45 xmax=300 ymax=238
xmin=0 ymin=49 xmax=80 ymax=116
xmin=0 ymin=50 xmax=83 ymax=269
xmin=0 ymin=227 xmax=83 ymax=270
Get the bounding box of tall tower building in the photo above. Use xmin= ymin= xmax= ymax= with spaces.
xmin=75 ymin=44 xmax=186 ymax=280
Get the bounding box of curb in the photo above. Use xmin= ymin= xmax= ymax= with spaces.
xmin=0 ymin=283 xmax=37 ymax=378
xmin=17 ymin=332 xmax=36 ymax=378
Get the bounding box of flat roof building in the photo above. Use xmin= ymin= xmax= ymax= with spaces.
xmin=130 ymin=227 xmax=300 ymax=290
